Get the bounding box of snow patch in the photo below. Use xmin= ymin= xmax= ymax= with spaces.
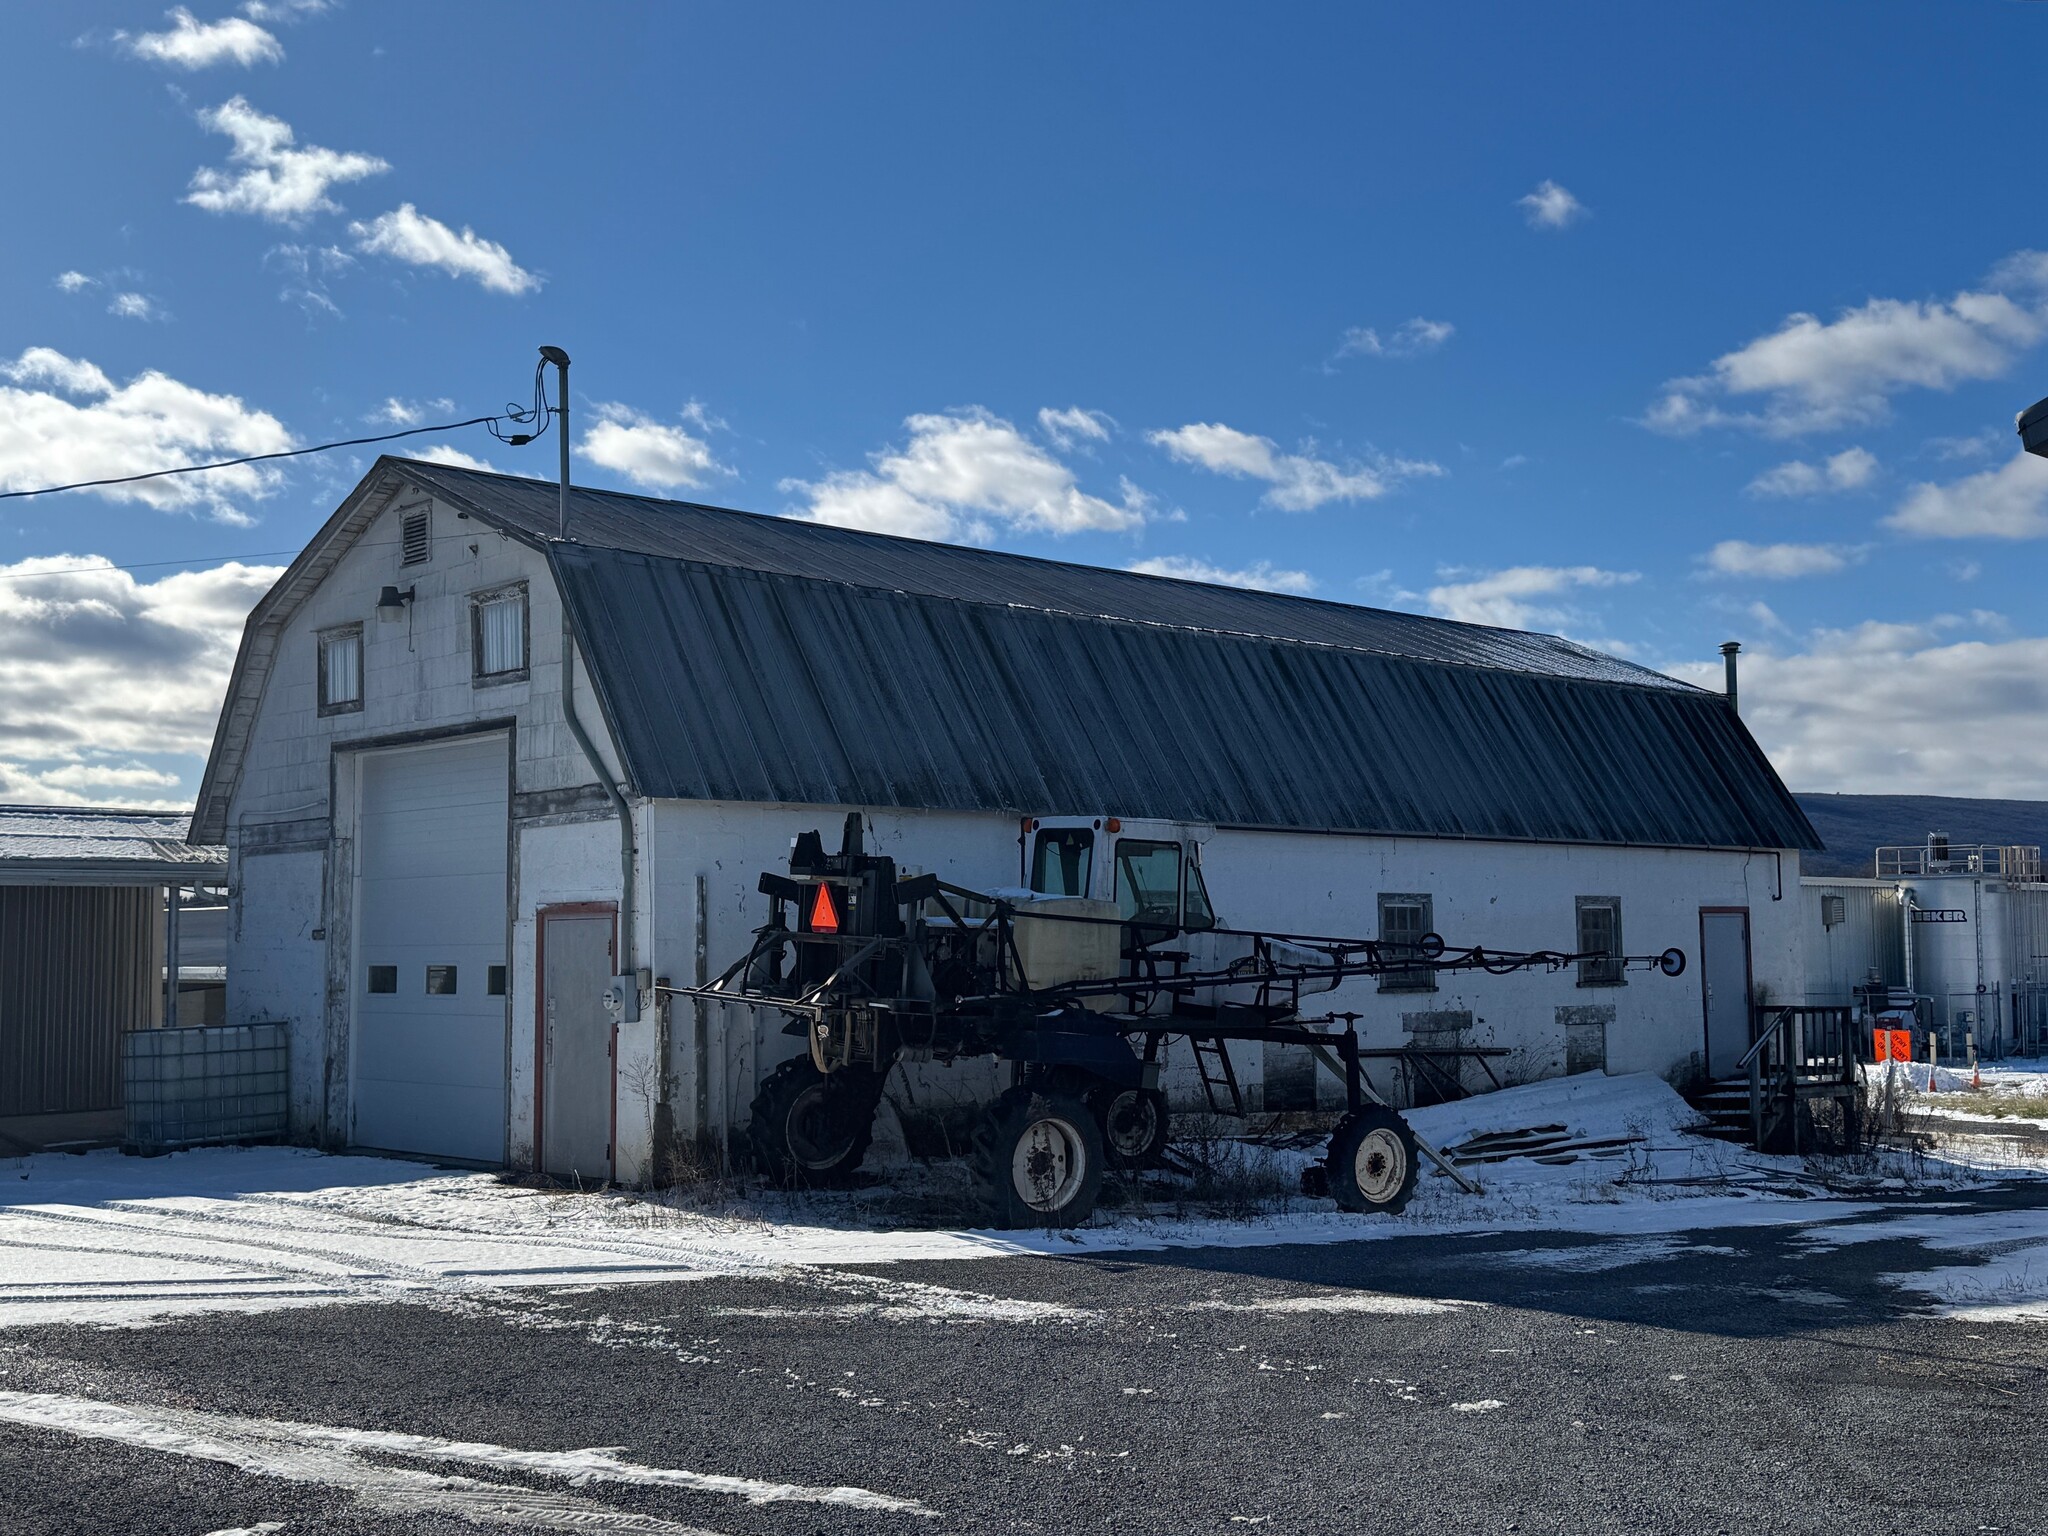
xmin=0 ymin=1390 xmax=934 ymax=1523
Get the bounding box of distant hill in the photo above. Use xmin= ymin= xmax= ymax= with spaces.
xmin=1795 ymin=793 xmax=2048 ymax=877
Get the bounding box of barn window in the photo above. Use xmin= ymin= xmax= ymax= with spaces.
xmin=367 ymin=965 xmax=397 ymax=994
xmin=400 ymin=507 xmax=431 ymax=566
xmin=317 ymin=624 xmax=363 ymax=715
xmin=471 ymin=582 xmax=529 ymax=684
xmin=1576 ymin=897 xmax=1625 ymax=987
xmin=1378 ymin=894 xmax=1435 ymax=992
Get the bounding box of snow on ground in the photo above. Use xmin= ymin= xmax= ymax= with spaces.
xmin=1802 ymin=1204 xmax=2048 ymax=1322
xmin=0 ymin=1072 xmax=2040 ymax=1331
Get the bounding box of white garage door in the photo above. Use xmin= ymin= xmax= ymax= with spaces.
xmin=351 ymin=735 xmax=509 ymax=1163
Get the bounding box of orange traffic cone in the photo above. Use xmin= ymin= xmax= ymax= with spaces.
xmin=1973 ymin=1061 xmax=1983 ymax=1090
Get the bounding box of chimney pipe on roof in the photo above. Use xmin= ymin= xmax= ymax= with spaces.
xmin=1720 ymin=640 xmax=1741 ymax=715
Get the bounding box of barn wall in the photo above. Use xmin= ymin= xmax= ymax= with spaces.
xmin=641 ymin=801 xmax=1804 ymax=1137
xmin=223 ymin=487 xmax=624 ymax=1152
xmin=226 ymin=848 xmax=328 ymax=1135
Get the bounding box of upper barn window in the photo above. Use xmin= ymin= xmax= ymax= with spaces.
xmin=471 ymin=582 xmax=529 ymax=684
xmin=317 ymin=623 xmax=363 ymax=715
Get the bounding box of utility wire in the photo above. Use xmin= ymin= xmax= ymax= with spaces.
xmin=0 ymin=416 xmax=508 ymax=503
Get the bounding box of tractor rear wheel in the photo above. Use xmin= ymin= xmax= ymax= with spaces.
xmin=747 ymin=1056 xmax=881 ymax=1187
xmin=1323 ymin=1104 xmax=1420 ymax=1215
xmin=973 ymin=1087 xmax=1105 ymax=1228
xmin=1090 ymin=1084 xmax=1170 ymax=1169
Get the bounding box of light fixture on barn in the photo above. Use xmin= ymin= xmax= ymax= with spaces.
xmin=2021 ymin=394 xmax=2048 ymax=459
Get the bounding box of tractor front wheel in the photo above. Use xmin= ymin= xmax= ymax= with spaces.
xmin=1323 ymin=1104 xmax=1420 ymax=1215
xmin=973 ymin=1087 xmax=1105 ymax=1228
xmin=1090 ymin=1083 xmax=1170 ymax=1169
xmin=747 ymin=1056 xmax=881 ymax=1187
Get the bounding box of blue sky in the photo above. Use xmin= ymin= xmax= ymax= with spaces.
xmin=4 ymin=2 xmax=2048 ymax=809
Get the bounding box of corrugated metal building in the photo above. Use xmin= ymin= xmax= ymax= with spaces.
xmin=193 ymin=458 xmax=1819 ymax=1180
xmin=0 ymin=807 xmax=227 ymax=1148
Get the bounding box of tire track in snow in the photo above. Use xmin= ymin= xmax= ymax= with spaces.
xmin=0 ymin=1390 xmax=936 ymax=1528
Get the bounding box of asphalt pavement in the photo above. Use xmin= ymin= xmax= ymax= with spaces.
xmin=2 ymin=1183 xmax=2045 ymax=1536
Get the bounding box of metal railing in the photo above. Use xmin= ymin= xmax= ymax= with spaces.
xmin=1875 ymin=844 xmax=2042 ymax=880
xmin=1739 ymin=1005 xmax=1859 ymax=1154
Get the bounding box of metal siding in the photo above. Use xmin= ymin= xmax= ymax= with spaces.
xmin=0 ymin=885 xmax=156 ymax=1117
xmin=392 ymin=458 xmax=1702 ymax=691
xmin=553 ymin=550 xmax=1816 ymax=851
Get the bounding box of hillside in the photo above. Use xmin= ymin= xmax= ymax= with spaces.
xmin=1794 ymin=793 xmax=2048 ymax=878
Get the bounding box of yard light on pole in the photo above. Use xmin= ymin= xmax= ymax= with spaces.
xmin=2021 ymin=394 xmax=2048 ymax=459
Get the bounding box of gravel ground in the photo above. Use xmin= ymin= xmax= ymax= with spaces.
xmin=2 ymin=1183 xmax=2045 ymax=1536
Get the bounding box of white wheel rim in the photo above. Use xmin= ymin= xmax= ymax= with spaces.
xmin=1353 ymin=1128 xmax=1408 ymax=1204
xmin=1012 ymin=1116 xmax=1087 ymax=1211
xmin=1105 ymin=1092 xmax=1157 ymax=1159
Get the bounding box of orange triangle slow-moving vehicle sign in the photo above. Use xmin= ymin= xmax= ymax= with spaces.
xmin=809 ymin=882 xmax=841 ymax=933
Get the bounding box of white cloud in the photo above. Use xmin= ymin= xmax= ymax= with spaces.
xmin=238 ymin=0 xmax=330 ymax=20
xmin=411 ymin=443 xmax=497 ymax=473
xmin=1125 ymin=556 xmax=1316 ymax=595
xmin=0 ymin=347 xmax=291 ymax=521
xmin=786 ymin=408 xmax=1149 ymax=542
xmin=55 ymin=271 xmax=96 ymax=294
xmin=1887 ymin=453 xmax=2048 ymax=539
xmin=1646 ymin=274 xmax=2048 ymax=438
xmin=1928 ymin=429 xmax=2005 ymax=461
xmin=1425 ymin=565 xmax=1637 ymax=630
xmin=0 ymin=555 xmax=283 ymax=806
xmin=580 ymin=404 xmax=728 ymax=491
xmin=108 ymin=292 xmax=166 ymax=323
xmin=1148 ymin=422 xmax=1440 ymax=511
xmin=1037 ymin=407 xmax=1113 ymax=452
xmin=1334 ymin=317 xmax=1454 ymax=361
xmin=1988 ymin=249 xmax=2048 ymax=292
xmin=348 ymin=204 xmax=537 ymax=295
xmin=123 ymin=8 xmax=283 ymax=68
xmin=1669 ymin=622 xmax=2048 ymax=795
xmin=1745 ymin=446 xmax=1877 ymax=497
xmin=186 ymin=97 xmax=387 ymax=224
xmin=1702 ymin=540 xmax=1853 ymax=579
xmin=1517 ymin=180 xmax=1586 ymax=229
xmin=264 ymin=241 xmax=352 ymax=318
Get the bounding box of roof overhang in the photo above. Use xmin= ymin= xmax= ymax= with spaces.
xmin=0 ymin=857 xmax=226 ymax=887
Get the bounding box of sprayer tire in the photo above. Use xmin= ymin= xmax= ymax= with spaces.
xmin=1089 ymin=1083 xmax=1171 ymax=1169
xmin=747 ymin=1056 xmax=880 ymax=1187
xmin=1324 ymin=1104 xmax=1420 ymax=1215
xmin=973 ymin=1087 xmax=1105 ymax=1228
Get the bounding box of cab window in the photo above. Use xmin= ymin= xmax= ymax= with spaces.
xmin=1183 ymin=856 xmax=1217 ymax=931
xmin=1030 ymin=828 xmax=1093 ymax=897
xmin=1114 ymin=839 xmax=1182 ymax=928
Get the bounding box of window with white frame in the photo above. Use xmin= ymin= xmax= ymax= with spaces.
xmin=1377 ymin=893 xmax=1435 ymax=992
xmin=1576 ymin=896 xmax=1625 ymax=986
xmin=317 ymin=623 xmax=363 ymax=715
xmin=471 ymin=583 xmax=528 ymax=683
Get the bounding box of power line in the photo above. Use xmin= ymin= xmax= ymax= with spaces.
xmin=0 ymin=553 xmax=301 ymax=582
xmin=0 ymin=413 xmax=532 ymax=504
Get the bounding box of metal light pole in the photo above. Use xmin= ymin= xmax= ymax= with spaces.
xmin=539 ymin=345 xmax=571 ymax=537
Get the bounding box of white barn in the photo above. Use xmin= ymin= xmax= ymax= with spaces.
xmin=192 ymin=457 xmax=1818 ymax=1181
